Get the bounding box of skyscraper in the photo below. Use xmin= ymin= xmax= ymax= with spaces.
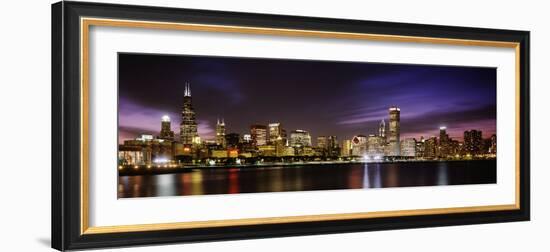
xmin=388 ymin=106 xmax=401 ymax=156
xmin=317 ymin=136 xmax=328 ymax=149
xmin=367 ymin=134 xmax=384 ymax=158
xmin=268 ymin=123 xmax=283 ymax=144
xmin=464 ymin=130 xmax=482 ymax=155
xmin=216 ymin=118 xmax=226 ymax=147
xmin=351 ymin=135 xmax=367 ymax=156
xmin=415 ymin=136 xmax=425 ymax=158
xmin=400 ymin=138 xmax=416 ymax=157
xmin=250 ymin=124 xmax=268 ymax=146
xmin=326 ymin=136 xmax=339 ymax=156
xmin=439 ymin=126 xmax=449 ymax=158
xmin=159 ymin=115 xmax=174 ymax=141
xmin=289 ymin=130 xmax=312 ymax=147
xmin=317 ymin=136 xmax=339 ymax=156
xmin=180 ymin=82 xmax=199 ymax=145
xmin=423 ymin=136 xmax=437 ymax=159
xmin=341 ymin=139 xmax=352 ymax=157
xmin=439 ymin=126 xmax=449 ymax=143
xmin=378 ymin=119 xmax=386 ymax=140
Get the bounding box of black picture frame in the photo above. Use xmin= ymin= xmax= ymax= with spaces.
xmin=52 ymin=1 xmax=530 ymax=251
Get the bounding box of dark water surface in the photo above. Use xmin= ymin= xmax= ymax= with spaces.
xmin=118 ymin=160 xmax=496 ymax=198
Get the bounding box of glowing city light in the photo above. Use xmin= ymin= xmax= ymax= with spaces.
xmin=153 ymin=158 xmax=169 ymax=164
xmin=119 ymin=94 xmax=495 ymax=170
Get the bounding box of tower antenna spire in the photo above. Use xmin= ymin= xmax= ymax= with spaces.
xmin=184 ymin=82 xmax=188 ymax=96
xmin=184 ymin=82 xmax=192 ymax=97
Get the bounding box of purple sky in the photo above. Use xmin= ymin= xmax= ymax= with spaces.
xmin=118 ymin=53 xmax=496 ymax=144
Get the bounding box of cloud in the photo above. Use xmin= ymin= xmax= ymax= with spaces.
xmin=197 ymin=119 xmax=215 ymax=140
xmin=118 ymin=97 xmax=219 ymax=143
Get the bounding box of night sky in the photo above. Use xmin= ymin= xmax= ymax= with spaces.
xmin=118 ymin=53 xmax=496 ymax=144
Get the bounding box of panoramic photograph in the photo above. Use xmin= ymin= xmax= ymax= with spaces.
xmin=117 ymin=53 xmax=497 ymax=198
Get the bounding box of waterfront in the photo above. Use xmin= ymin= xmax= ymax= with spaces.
xmin=118 ymin=160 xmax=496 ymax=198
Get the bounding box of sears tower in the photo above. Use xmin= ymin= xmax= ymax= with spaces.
xmin=388 ymin=106 xmax=401 ymax=156
xmin=180 ymin=82 xmax=199 ymax=145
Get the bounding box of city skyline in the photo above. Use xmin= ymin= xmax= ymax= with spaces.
xmin=119 ymin=53 xmax=496 ymax=144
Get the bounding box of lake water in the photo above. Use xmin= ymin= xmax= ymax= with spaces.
xmin=118 ymin=160 xmax=496 ymax=198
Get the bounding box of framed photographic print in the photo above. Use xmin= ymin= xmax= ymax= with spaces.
xmin=52 ymin=1 xmax=530 ymax=250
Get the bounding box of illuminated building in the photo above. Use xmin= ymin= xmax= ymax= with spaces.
xmin=216 ymin=118 xmax=226 ymax=147
xmin=239 ymin=133 xmax=255 ymax=153
xmin=257 ymin=145 xmax=276 ymax=156
xmin=400 ymin=138 xmax=416 ymax=157
xmin=210 ymin=149 xmax=228 ymax=158
xmin=302 ymin=146 xmax=316 ymax=156
xmin=351 ymin=135 xmax=367 ymax=156
xmin=227 ymin=148 xmax=239 ymax=158
xmin=388 ymin=106 xmax=401 ymax=156
xmin=439 ymin=126 xmax=449 ymax=143
xmin=192 ymin=136 xmax=201 ymax=145
xmin=489 ymin=134 xmax=497 ymax=154
xmin=118 ymin=146 xmax=144 ymax=166
xmin=438 ymin=126 xmax=449 ymax=158
xmin=289 ymin=129 xmax=312 ymax=147
xmin=180 ymin=82 xmax=199 ymax=145
xmin=239 ymin=152 xmax=253 ymax=158
xmin=367 ymin=134 xmax=385 ymax=158
xmin=415 ymin=136 xmax=425 ymax=158
xmin=317 ymin=136 xmax=339 ymax=156
xmin=326 ymin=136 xmax=339 ymax=156
xmin=250 ymin=124 xmax=268 ymax=146
xmin=283 ymin=146 xmax=296 ymax=156
xmin=274 ymin=136 xmax=286 ymax=156
xmin=341 ymin=139 xmax=352 ymax=157
xmin=242 ymin=134 xmax=252 ymax=143
xmin=464 ymin=130 xmax=482 ymax=155
xmin=225 ymin=133 xmax=240 ymax=148
xmin=423 ymin=136 xmax=437 ymax=159
xmin=448 ymin=139 xmax=460 ymax=157
xmin=268 ymin=123 xmax=284 ymax=144
xmin=317 ymin=136 xmax=328 ymax=149
xmin=159 ymin=115 xmax=174 ymax=141
xmin=173 ymin=142 xmax=188 ymax=156
xmin=118 ymin=134 xmax=173 ymax=165
xmin=379 ymin=119 xmax=386 ymax=140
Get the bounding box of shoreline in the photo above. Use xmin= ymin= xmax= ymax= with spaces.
xmin=118 ymin=158 xmax=496 ymax=176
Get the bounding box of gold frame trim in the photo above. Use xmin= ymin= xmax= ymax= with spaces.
xmin=80 ymin=17 xmax=521 ymax=235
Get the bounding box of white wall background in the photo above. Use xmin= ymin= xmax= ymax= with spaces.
xmin=0 ymin=0 xmax=547 ymax=251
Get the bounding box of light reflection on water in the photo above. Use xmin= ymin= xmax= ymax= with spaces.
xmin=437 ymin=162 xmax=449 ymax=185
xmin=118 ymin=160 xmax=496 ymax=198
xmin=156 ymin=174 xmax=177 ymax=197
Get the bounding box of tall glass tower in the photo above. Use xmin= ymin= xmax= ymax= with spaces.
xmin=378 ymin=119 xmax=386 ymax=140
xmin=180 ymin=82 xmax=199 ymax=145
xmin=388 ymin=106 xmax=401 ymax=156
xmin=216 ymin=118 xmax=226 ymax=147
xmin=159 ymin=115 xmax=174 ymax=141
